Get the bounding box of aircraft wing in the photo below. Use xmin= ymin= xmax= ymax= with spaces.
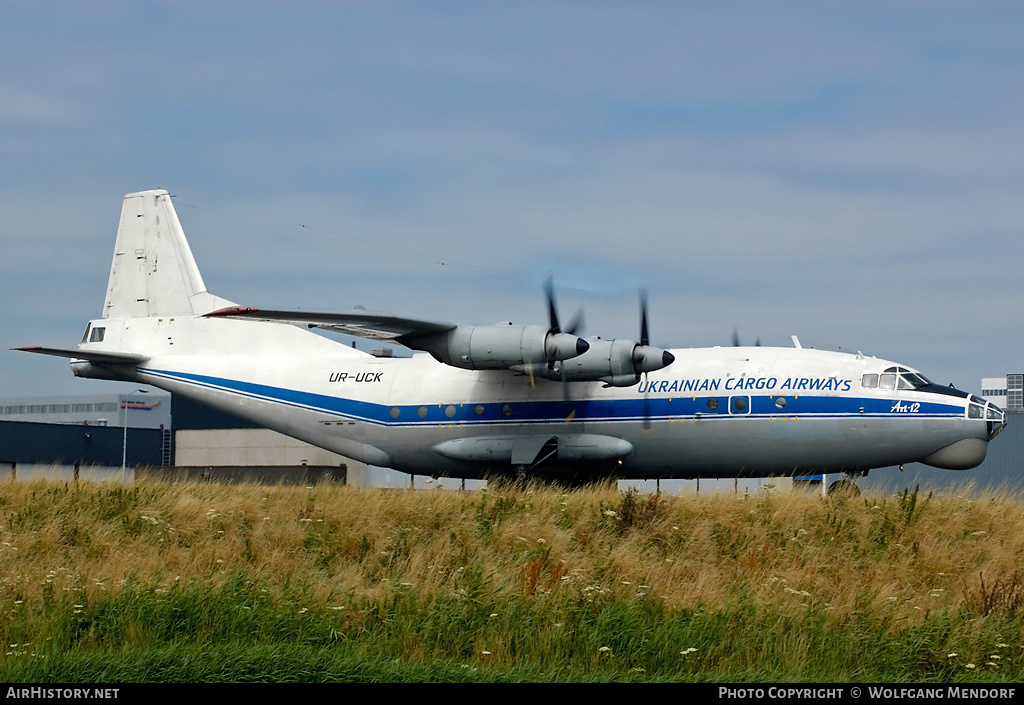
xmin=204 ymin=306 xmax=456 ymax=344
xmin=13 ymin=346 xmax=149 ymax=364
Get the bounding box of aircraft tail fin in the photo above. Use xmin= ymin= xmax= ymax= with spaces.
xmin=102 ymin=189 xmax=234 ymax=319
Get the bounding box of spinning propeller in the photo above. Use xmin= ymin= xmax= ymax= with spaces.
xmin=543 ymin=277 xmax=586 ymax=419
xmin=732 ymin=327 xmax=761 ymax=347
xmin=633 ymin=289 xmax=675 ymax=374
xmin=635 ymin=289 xmax=675 ymax=431
xmin=543 ymin=277 xmax=587 ymax=358
xmin=525 ymin=280 xmax=676 ymax=426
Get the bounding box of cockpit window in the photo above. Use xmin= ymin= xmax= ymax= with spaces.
xmin=89 ymin=326 xmax=105 ymax=343
xmin=869 ymin=370 xmax=931 ymax=391
xmin=900 ymin=372 xmax=931 ymax=389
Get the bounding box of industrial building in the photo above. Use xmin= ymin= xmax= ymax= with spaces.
xmin=982 ymin=373 xmax=1024 ymax=410
xmin=1 ymin=392 xmax=171 ymax=428
xmin=0 ymin=392 xmax=365 ymax=485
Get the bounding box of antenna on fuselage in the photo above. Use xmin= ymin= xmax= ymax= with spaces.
xmin=791 ymin=335 xmax=802 ymax=349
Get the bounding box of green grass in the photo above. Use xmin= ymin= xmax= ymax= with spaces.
xmin=1 ymin=574 xmax=1020 ymax=682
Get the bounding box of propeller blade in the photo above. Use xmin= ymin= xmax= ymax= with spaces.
xmin=632 ymin=288 xmax=675 ymax=374
xmin=544 ymin=276 xmax=561 ymax=334
xmin=543 ymin=278 xmax=588 ymax=363
xmin=562 ymin=366 xmax=576 ymax=422
xmin=565 ymin=308 xmax=585 ymax=337
xmin=638 ymin=290 xmax=658 ymax=431
xmin=642 ymin=373 xmax=652 ymax=432
xmin=640 ymin=289 xmax=650 ymax=346
xmin=731 ymin=328 xmax=761 ymax=347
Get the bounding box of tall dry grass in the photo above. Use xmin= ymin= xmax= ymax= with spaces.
xmin=1 ymin=479 xmax=1022 ymax=624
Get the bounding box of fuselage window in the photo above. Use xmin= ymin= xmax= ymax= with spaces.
xmin=861 ymin=374 xmax=878 ymax=388
xmin=89 ymin=327 xmax=105 ymax=343
xmin=707 ymin=398 xmax=719 ymax=411
xmin=416 ymin=406 xmax=428 ymax=418
xmin=473 ymin=405 xmax=485 ymax=416
xmin=389 ymin=407 xmax=400 ymax=419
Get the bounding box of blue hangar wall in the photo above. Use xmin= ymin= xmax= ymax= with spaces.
xmin=0 ymin=420 xmax=165 ymax=467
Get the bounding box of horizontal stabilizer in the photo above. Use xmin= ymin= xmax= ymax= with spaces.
xmin=13 ymin=346 xmax=148 ymax=364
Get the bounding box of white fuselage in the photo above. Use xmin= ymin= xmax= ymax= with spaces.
xmin=72 ymin=314 xmax=1002 ymax=480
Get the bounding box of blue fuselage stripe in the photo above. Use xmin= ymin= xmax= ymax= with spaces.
xmin=140 ymin=367 xmax=967 ymax=428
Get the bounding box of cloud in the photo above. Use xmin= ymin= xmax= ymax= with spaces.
xmin=2 ymin=2 xmax=1023 ymax=397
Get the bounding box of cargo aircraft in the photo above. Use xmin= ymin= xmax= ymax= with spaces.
xmin=17 ymin=189 xmax=1006 ymax=485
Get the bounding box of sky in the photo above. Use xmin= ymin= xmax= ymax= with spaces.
xmin=2 ymin=1 xmax=1023 ymax=399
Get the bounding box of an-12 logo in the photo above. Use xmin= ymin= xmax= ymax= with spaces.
xmin=890 ymin=401 xmax=921 ymax=413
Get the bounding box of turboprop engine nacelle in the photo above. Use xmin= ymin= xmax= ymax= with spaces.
xmin=408 ymin=323 xmax=589 ymax=371
xmin=523 ymin=337 xmax=675 ymax=386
